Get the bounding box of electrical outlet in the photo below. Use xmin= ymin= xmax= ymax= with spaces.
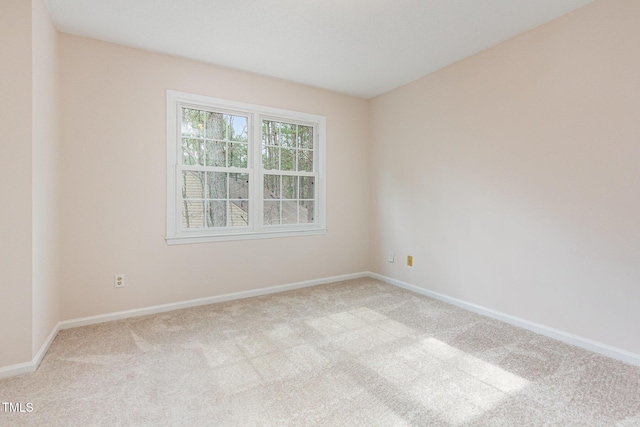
xmin=114 ymin=274 xmax=125 ymax=288
xmin=388 ymin=251 xmax=394 ymax=263
xmin=407 ymin=256 xmax=413 ymax=267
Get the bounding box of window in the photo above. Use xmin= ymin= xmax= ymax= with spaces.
xmin=166 ymin=90 xmax=326 ymax=244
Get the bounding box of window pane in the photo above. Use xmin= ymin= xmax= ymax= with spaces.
xmin=282 ymin=200 xmax=298 ymax=224
xmin=262 ymin=146 xmax=279 ymax=170
xmin=230 ymin=115 xmax=248 ymax=142
xmin=207 ymin=112 xmax=226 ymax=140
xmin=182 ymin=138 xmax=204 ymax=166
xmin=207 ymin=201 xmax=227 ymax=227
xmin=182 ymin=171 xmax=205 ymax=199
xmin=229 ymin=143 xmax=248 ymax=168
xmin=281 ymin=148 xmax=295 ymax=171
xmin=262 ymin=120 xmax=278 ymax=146
xmin=282 ymin=175 xmax=297 ymax=199
xmin=299 ymin=176 xmax=315 ymax=199
xmin=205 ymin=141 xmax=226 ymax=167
xmin=298 ymin=126 xmax=313 ymax=149
xmin=297 ymin=149 xmax=313 ymax=172
xmin=182 ymin=108 xmax=205 ymax=138
xmin=228 ymin=200 xmax=249 ymax=226
xmin=264 ymin=174 xmax=280 ymax=199
xmin=223 ymin=115 xmax=234 ymax=140
xmin=280 ymin=123 xmax=296 ymax=148
xmin=263 ymin=201 xmax=281 ymax=225
xmin=229 ymin=173 xmax=249 ymax=199
xmin=299 ymin=200 xmax=315 ymax=224
xmin=206 ymin=172 xmax=227 ymax=199
xmin=182 ymin=200 xmax=205 ymax=228
xmin=275 ymin=122 xmax=286 ymax=145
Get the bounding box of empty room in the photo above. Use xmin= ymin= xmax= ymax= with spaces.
xmin=1 ymin=0 xmax=639 ymax=425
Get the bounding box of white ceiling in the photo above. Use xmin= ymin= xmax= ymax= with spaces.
xmin=44 ymin=0 xmax=594 ymax=99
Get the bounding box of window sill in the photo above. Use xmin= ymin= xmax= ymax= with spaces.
xmin=166 ymin=228 xmax=328 ymax=245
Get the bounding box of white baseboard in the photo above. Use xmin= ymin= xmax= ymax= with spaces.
xmin=59 ymin=272 xmax=368 ymax=330
xmin=0 ymin=322 xmax=61 ymax=380
xmin=33 ymin=321 xmax=61 ymax=368
xmin=0 ymin=360 xmax=35 ymax=380
xmin=369 ymin=272 xmax=640 ymax=367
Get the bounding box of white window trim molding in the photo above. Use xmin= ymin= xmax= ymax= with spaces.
xmin=166 ymin=90 xmax=327 ymax=245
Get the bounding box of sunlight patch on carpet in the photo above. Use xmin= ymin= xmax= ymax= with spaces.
xmin=410 ymin=337 xmax=529 ymax=424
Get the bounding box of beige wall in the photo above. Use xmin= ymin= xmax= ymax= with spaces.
xmin=59 ymin=35 xmax=370 ymax=320
xmin=32 ymin=0 xmax=61 ymax=356
xmin=370 ymin=0 xmax=640 ymax=354
xmin=0 ymin=0 xmax=34 ymax=367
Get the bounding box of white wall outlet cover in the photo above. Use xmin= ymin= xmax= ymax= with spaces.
xmin=114 ymin=275 xmax=125 ymax=288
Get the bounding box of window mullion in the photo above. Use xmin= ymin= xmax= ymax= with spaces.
xmin=253 ymin=114 xmax=264 ymax=231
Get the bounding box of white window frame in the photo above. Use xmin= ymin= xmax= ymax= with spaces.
xmin=166 ymin=90 xmax=327 ymax=244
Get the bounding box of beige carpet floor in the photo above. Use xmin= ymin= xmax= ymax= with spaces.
xmin=1 ymin=278 xmax=640 ymax=426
